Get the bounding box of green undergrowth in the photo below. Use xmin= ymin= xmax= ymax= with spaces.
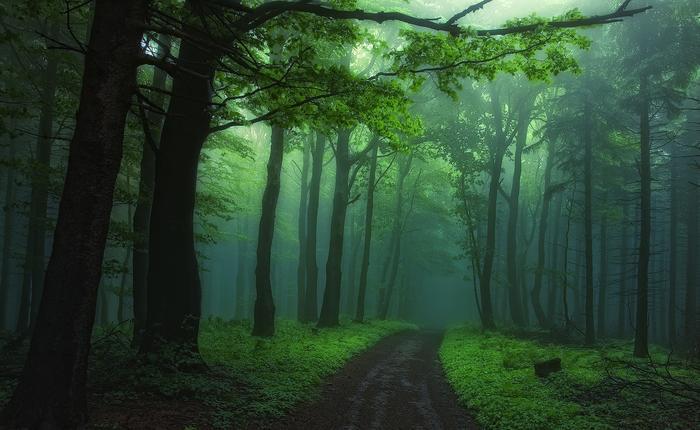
xmin=89 ymin=318 xmax=415 ymax=428
xmin=439 ymin=326 xmax=700 ymax=430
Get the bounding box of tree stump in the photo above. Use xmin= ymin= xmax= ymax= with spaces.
xmin=534 ymin=358 xmax=562 ymax=378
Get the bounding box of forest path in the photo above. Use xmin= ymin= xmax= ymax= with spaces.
xmin=269 ymin=330 xmax=478 ymax=430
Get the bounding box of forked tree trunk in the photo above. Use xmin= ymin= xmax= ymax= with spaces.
xmin=132 ymin=35 xmax=170 ymax=346
xmin=355 ymin=144 xmax=378 ymax=322
xmin=0 ymin=1 xmax=146 ymax=426
xmin=253 ymin=126 xmax=285 ymax=337
xmin=141 ymin=4 xmax=218 ymax=354
xmin=318 ymin=130 xmax=352 ymax=328
xmin=533 ymin=138 xmax=555 ymax=327
xmin=505 ymin=104 xmax=531 ymax=327
xmin=303 ymin=134 xmax=325 ymax=322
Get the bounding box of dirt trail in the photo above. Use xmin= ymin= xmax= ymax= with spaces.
xmin=269 ymin=330 xmax=478 ymax=430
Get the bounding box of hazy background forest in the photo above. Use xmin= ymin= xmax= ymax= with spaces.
xmin=0 ymin=0 xmax=698 ymax=429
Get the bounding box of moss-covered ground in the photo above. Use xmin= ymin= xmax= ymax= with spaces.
xmin=439 ymin=326 xmax=700 ymax=430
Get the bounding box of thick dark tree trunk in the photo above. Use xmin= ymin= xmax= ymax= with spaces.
xmin=141 ymin=7 xmax=217 ymax=354
xmin=0 ymin=134 xmax=17 ymax=330
xmin=252 ymin=126 xmax=284 ymax=337
xmin=0 ymin=1 xmax=146 ymax=427
xmin=597 ymin=209 xmax=608 ymax=338
xmin=583 ymin=100 xmax=595 ymax=346
xmin=533 ymin=139 xmax=555 ymax=328
xmin=505 ymin=105 xmax=530 ymax=327
xmin=303 ymin=133 xmax=325 ymax=322
xmin=318 ymin=130 xmax=351 ymax=328
xmin=296 ymin=142 xmax=310 ymax=321
xmin=355 ymin=144 xmax=378 ymax=322
xmin=132 ymin=35 xmax=170 ymax=346
xmin=634 ymin=75 xmax=651 ymax=358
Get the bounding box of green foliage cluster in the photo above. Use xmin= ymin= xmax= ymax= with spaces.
xmin=440 ymin=327 xmax=700 ymax=430
xmin=87 ymin=319 xmax=415 ymax=428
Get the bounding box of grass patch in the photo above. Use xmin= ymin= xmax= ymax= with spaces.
xmin=87 ymin=318 xmax=415 ymax=428
xmin=439 ymin=326 xmax=700 ymax=430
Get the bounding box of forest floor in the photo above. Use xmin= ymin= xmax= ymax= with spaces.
xmin=0 ymin=319 xmax=415 ymax=429
xmin=270 ymin=330 xmax=478 ymax=430
xmin=440 ymin=326 xmax=700 ymax=430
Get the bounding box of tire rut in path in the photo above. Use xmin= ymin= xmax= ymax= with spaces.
xmin=269 ymin=330 xmax=478 ymax=430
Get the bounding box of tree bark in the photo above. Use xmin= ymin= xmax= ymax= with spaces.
xmin=505 ymin=103 xmax=531 ymax=327
xmin=132 ymin=35 xmax=170 ymax=346
xmin=355 ymin=144 xmax=378 ymax=322
xmin=634 ymin=75 xmax=650 ymax=358
xmin=0 ymin=133 xmax=17 ymax=330
xmin=296 ymin=142 xmax=310 ymax=320
xmin=617 ymin=204 xmax=629 ymax=338
xmin=0 ymin=1 xmax=146 ymax=426
xmin=303 ymin=133 xmax=325 ymax=322
xmin=479 ymin=91 xmax=507 ymax=330
xmin=235 ymin=218 xmax=248 ymax=320
xmin=378 ymin=154 xmax=411 ymax=320
xmin=546 ymin=193 xmax=562 ymax=322
xmin=684 ymin=169 xmax=698 ymax=353
xmin=597 ymin=208 xmax=608 ymax=338
xmin=141 ymin=3 xmax=218 ymax=354
xmin=252 ymin=126 xmax=284 ymax=337
xmin=667 ymin=151 xmax=679 ymax=345
xmin=583 ymin=99 xmax=595 ymax=346
xmin=318 ymin=129 xmax=352 ymax=328
xmin=533 ymin=138 xmax=555 ymax=327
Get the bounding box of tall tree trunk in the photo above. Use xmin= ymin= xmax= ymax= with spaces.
xmin=668 ymin=154 xmax=678 ymax=345
xmin=235 ymin=218 xmax=248 ymax=320
xmin=634 ymin=75 xmax=651 ymax=358
xmin=132 ymin=35 xmax=170 ymax=346
xmin=318 ymin=130 xmax=351 ymax=328
xmin=378 ymin=154 xmax=412 ymax=320
xmin=618 ymin=203 xmax=630 ymax=338
xmin=583 ymin=99 xmax=595 ymax=346
xmin=547 ymin=193 xmax=562 ymax=322
xmin=597 ymin=209 xmax=608 ymax=338
xmin=117 ymin=178 xmax=132 ymax=323
xmin=303 ymin=133 xmax=325 ymax=322
xmin=296 ymin=142 xmax=310 ymax=321
xmin=345 ymin=211 xmax=361 ymax=316
xmin=252 ymin=126 xmax=284 ymax=337
xmin=0 ymin=133 xmax=17 ymax=330
xmin=141 ymin=4 xmax=218 ymax=354
xmin=505 ymin=104 xmax=530 ymax=327
xmin=685 ymin=173 xmax=698 ymax=353
xmin=18 ymin=25 xmax=60 ymax=333
xmin=533 ymin=138 xmax=555 ymax=327
xmin=479 ymin=92 xmax=507 ymax=330
xmin=0 ymin=2 xmax=146 ymax=426
xmin=355 ymin=144 xmax=377 ymax=322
